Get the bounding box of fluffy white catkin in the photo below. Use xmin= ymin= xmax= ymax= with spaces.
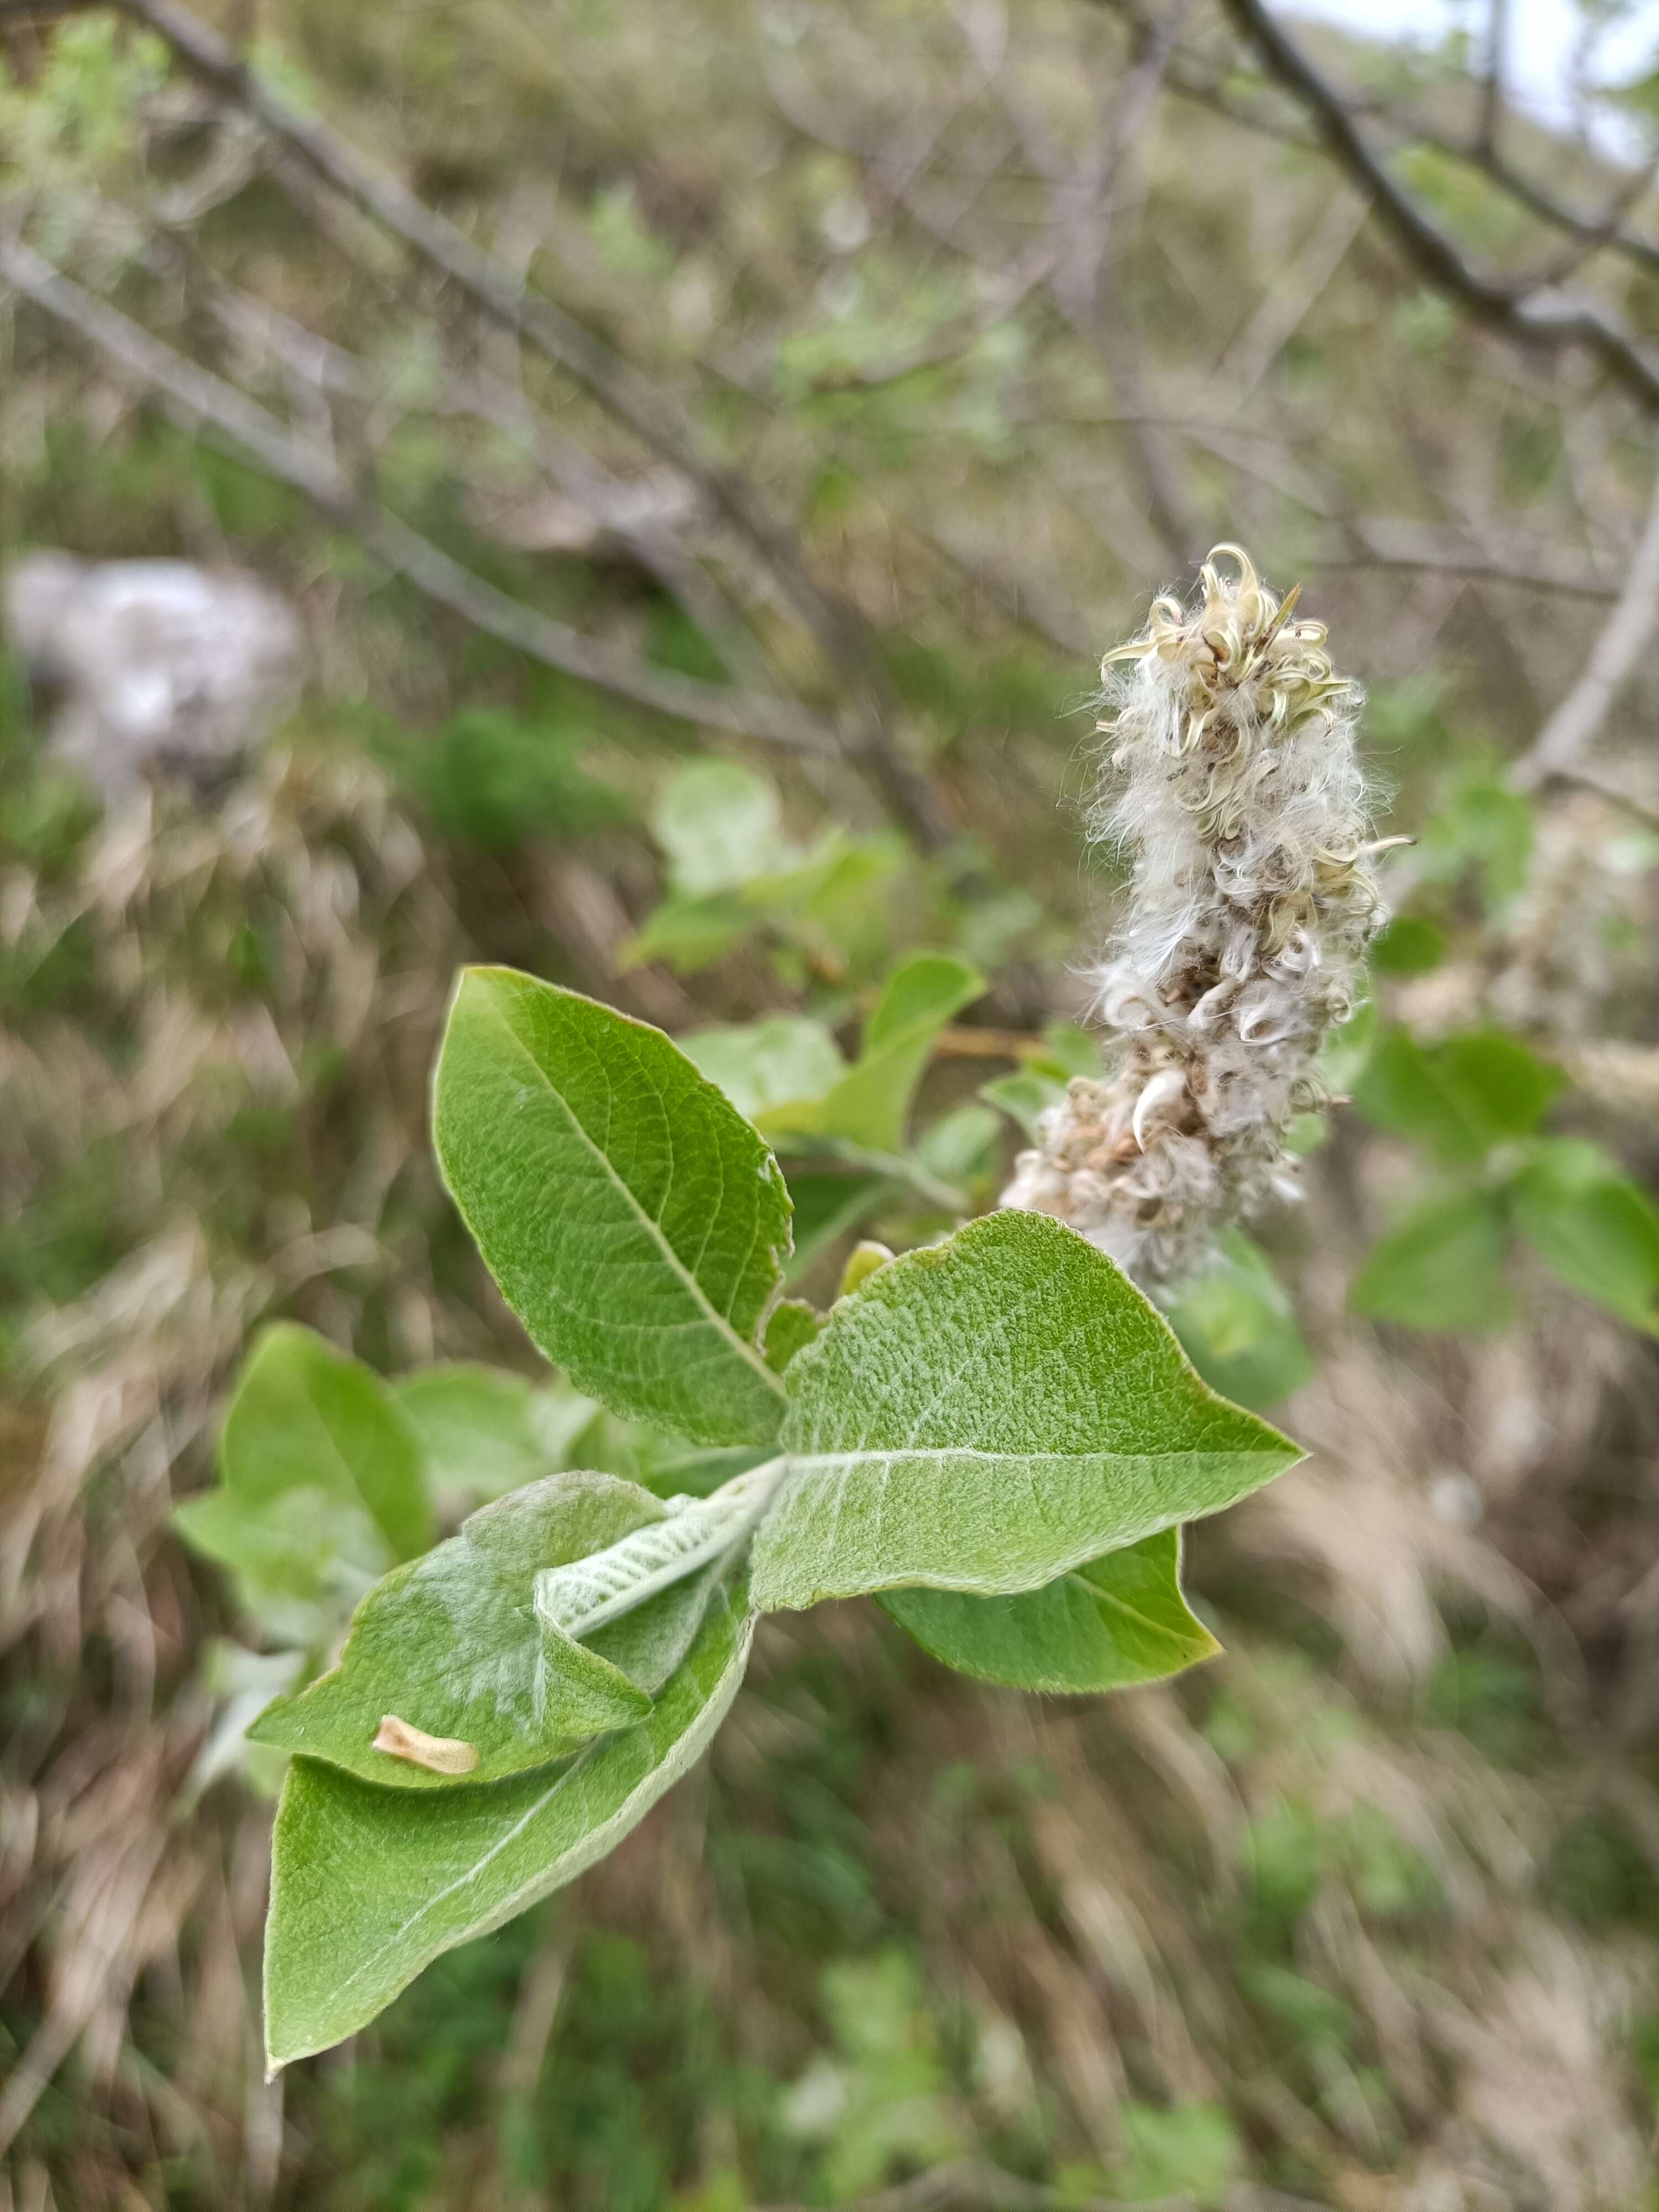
xmin=1004 ymin=545 xmax=1386 ymax=1287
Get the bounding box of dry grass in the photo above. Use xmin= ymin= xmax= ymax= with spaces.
xmin=1 ymin=745 xmax=1656 ymax=2209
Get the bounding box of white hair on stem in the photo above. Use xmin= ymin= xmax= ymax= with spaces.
xmin=1003 ymin=545 xmax=1386 ymax=1287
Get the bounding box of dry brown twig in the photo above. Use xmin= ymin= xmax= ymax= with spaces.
xmin=188 ymin=251 xmax=779 ymax=697
xmin=978 ymin=0 xmax=1201 ymax=565
xmin=1516 ymin=454 xmax=1659 ymax=794
xmin=1198 ymin=0 xmax=1659 ymax=827
xmin=1219 ymin=0 xmax=1659 ymax=416
xmin=1209 ymin=187 xmax=1368 ymax=404
xmin=0 ymin=239 xmax=870 ymax=762
xmin=107 ymin=0 xmax=955 ymax=849
xmin=1100 ymin=0 xmax=1659 ymax=285
xmin=763 ymin=0 xmax=1202 ymax=563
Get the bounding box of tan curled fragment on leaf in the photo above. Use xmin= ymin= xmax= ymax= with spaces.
xmin=372 ymin=1714 xmax=480 ymax=1775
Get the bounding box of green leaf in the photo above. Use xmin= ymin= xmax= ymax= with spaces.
xmin=781 ymin=1170 xmax=889 ymax=1282
xmin=1354 ymin=1029 xmax=1478 ymax=1161
xmin=751 ymin=1211 xmax=1298 ymax=1611
xmin=679 ymin=1015 xmax=847 ymax=1124
xmin=1350 ymin=1190 xmax=1511 ymax=1331
xmin=222 ymin=1323 xmax=432 ymax=1561
xmin=774 ymin=1135 xmax=968 ymax=1218
xmin=1370 ymin=916 xmax=1445 ymax=975
xmin=766 ymin=838 xmax=903 ymax=973
xmin=623 ymin=829 xmax=899 ymax=978
xmin=247 ymin=1473 xmax=681 ymax=1790
xmin=812 ymin=953 xmax=984 ymax=1151
xmin=176 ymin=1325 xmax=432 ymax=1639
xmin=433 ymin=969 xmax=791 ymax=1446
xmin=912 ymin=1102 xmax=999 ymax=1186
xmin=1434 ymin=1032 xmax=1564 ymax=1141
xmin=1041 ymin=1022 xmax=1102 ymax=1079
xmin=881 ymin=1528 xmax=1219 ymax=1692
xmin=619 ymin=895 xmax=747 ymax=975
xmin=173 ymin=1485 xmax=388 ymax=1650
xmin=263 ymin=1571 xmax=754 ymax=2067
xmin=1353 ymin=1027 xmax=1563 ymax=1164
xmin=627 ymin=1430 xmax=771 ymax=1501
xmin=764 ymin=1298 xmax=822 ymax=1371
xmin=1417 ymin=773 xmax=1533 ymax=914
xmin=1512 ymin=1141 xmax=1659 ymax=1333
xmin=653 ymin=760 xmax=799 ymax=896
xmin=981 ymin=1066 xmax=1068 ymax=1142
xmin=838 ymin=1240 xmax=895 ymax=1299
xmin=1165 ymin=1230 xmax=1313 ymax=1411
xmin=391 ymin=1363 xmax=598 ymax=1501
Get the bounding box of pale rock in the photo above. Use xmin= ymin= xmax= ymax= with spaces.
xmin=4 ymin=551 xmax=304 ymax=796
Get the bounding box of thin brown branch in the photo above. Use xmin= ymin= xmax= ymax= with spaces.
xmin=1109 ymin=0 xmax=1659 ymax=285
xmin=183 ymin=224 xmax=775 ymax=693
xmin=1220 ymin=0 xmax=1659 ymax=415
xmin=1031 ymin=1 xmax=1201 ymax=564
xmin=108 ymin=0 xmax=813 ymax=630
xmin=111 ymin=0 xmax=955 ymax=850
xmin=1478 ymin=0 xmax=1508 ymax=158
xmin=770 ymin=0 xmax=1200 ymax=563
xmin=911 ymin=520 xmax=1101 ymax=659
xmin=1468 ymin=136 xmax=1659 ymax=280
xmin=932 ymin=1024 xmax=1047 ymax=1061
xmin=1307 ymin=521 xmax=1621 ymax=603
xmin=0 ymin=237 xmax=859 ymax=759
xmin=1537 ymin=758 xmax=1659 ymax=831
xmin=1210 ymin=186 xmax=1368 ymax=400
xmin=1516 ymin=455 xmax=1659 ymax=787
xmin=1528 ymin=142 xmax=1659 ymax=289
xmin=804 ymin=239 xmax=1057 ymax=394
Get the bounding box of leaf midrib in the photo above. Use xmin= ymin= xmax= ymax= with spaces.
xmin=298 ymin=1376 xmax=404 ymax=1551
xmin=784 ymin=1442 xmax=1290 ymax=1473
xmin=759 ymin=1442 xmax=1298 ymax=1604
xmin=482 ymin=992 xmax=786 ymax=1402
xmin=1060 ymin=1565 xmax=1187 ymax=1648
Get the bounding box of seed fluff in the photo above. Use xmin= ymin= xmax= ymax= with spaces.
xmin=1004 ymin=545 xmax=1386 ymax=1287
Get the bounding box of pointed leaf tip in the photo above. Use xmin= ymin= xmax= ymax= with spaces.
xmin=754 ymin=1209 xmax=1298 ymax=1612
xmin=432 ymin=968 xmax=792 ymax=1445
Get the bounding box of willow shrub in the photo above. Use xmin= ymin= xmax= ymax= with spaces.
xmin=200 ymin=967 xmax=1298 ymax=2067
